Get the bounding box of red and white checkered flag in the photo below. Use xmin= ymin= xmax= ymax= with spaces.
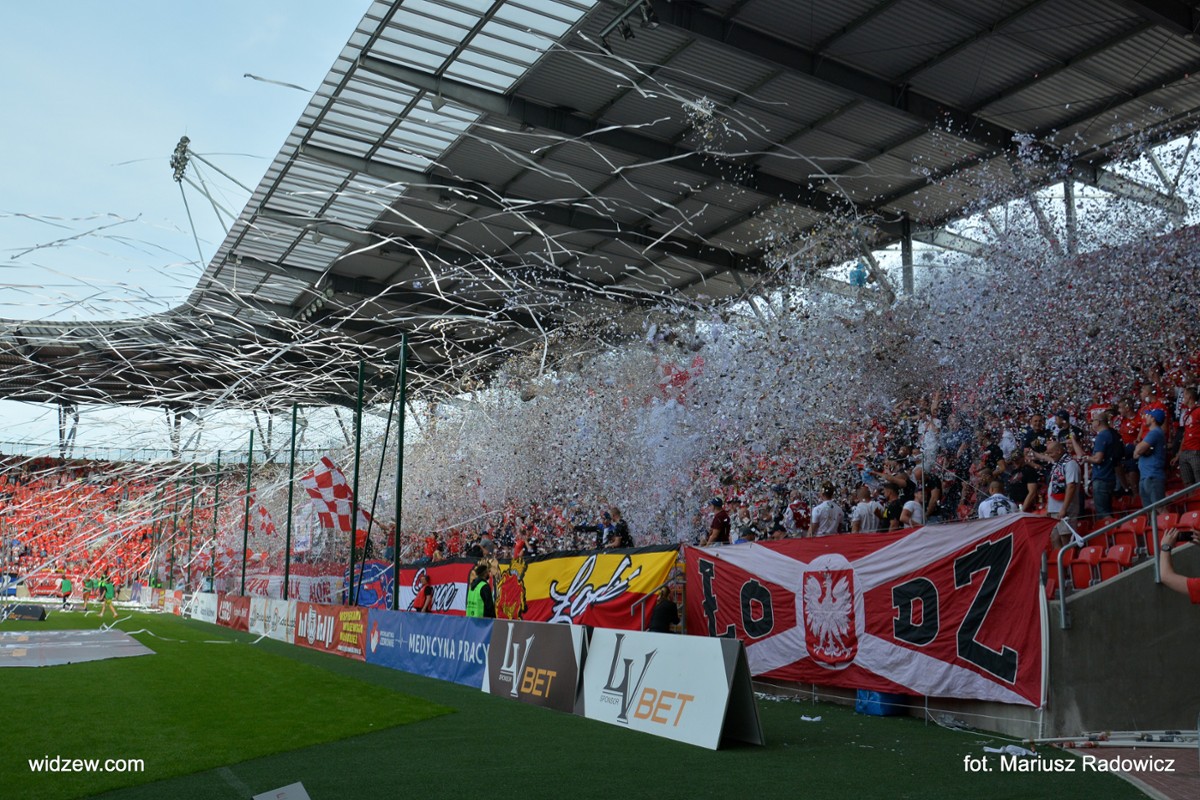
xmin=245 ymin=487 xmax=278 ymax=538
xmin=298 ymin=455 xmax=372 ymax=534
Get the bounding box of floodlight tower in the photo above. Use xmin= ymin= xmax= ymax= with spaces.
xmin=170 ymin=136 xmax=191 ymax=182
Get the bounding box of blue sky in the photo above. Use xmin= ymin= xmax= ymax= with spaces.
xmin=1 ymin=1 xmax=368 ymax=449
xmin=1 ymin=1 xmax=365 ymax=321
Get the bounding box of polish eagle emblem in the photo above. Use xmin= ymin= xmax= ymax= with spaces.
xmin=802 ymin=568 xmax=857 ymax=667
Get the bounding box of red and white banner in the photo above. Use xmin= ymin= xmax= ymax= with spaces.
xmin=243 ymin=572 xmax=343 ymax=603
xmin=19 ymin=572 xmax=90 ymax=598
xmin=298 ymin=456 xmax=372 ymax=534
xmin=684 ymin=515 xmax=1055 ymax=706
xmin=396 ymin=561 xmax=474 ymax=615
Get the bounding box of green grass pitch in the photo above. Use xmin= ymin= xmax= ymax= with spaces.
xmin=1 ymin=608 xmax=1143 ymax=800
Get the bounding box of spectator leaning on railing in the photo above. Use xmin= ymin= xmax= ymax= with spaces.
xmin=1159 ymin=529 xmax=1200 ymax=604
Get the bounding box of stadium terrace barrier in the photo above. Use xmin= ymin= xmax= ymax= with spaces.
xmin=1045 ymin=541 xmax=1200 ymax=737
xmin=185 ymin=596 xmax=762 ymax=750
xmin=484 ymin=619 xmax=586 ymax=713
xmin=1054 ymin=479 xmax=1200 ymax=628
xmin=249 ymin=597 xmax=297 ymax=642
xmin=365 ymin=609 xmax=491 ymax=689
xmin=295 ymin=602 xmax=368 ymax=661
xmin=216 ymin=594 xmax=250 ymax=631
xmin=162 ymin=590 xmax=183 ymax=616
xmin=581 ymin=629 xmax=763 ymax=750
xmin=191 ymin=592 xmax=218 ymax=624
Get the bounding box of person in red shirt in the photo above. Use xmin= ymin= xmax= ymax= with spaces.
xmin=1174 ymin=386 xmax=1200 ymax=488
xmin=1137 ymin=385 xmax=1169 ymax=442
xmin=1159 ymin=529 xmax=1200 ymax=604
xmin=411 ymin=571 xmax=434 ymax=612
xmin=705 ymin=498 xmax=731 ymax=545
xmin=1115 ymin=397 xmax=1141 ymax=493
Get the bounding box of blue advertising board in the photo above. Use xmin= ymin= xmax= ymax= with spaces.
xmin=365 ymin=608 xmax=491 ymax=689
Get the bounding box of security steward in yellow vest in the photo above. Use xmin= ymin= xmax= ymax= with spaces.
xmin=465 ymin=563 xmax=495 ymax=618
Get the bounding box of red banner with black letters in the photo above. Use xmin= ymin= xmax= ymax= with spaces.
xmin=684 ymin=515 xmax=1054 ymax=706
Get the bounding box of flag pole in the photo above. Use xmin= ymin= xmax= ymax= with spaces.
xmin=392 ymin=335 xmax=408 ymax=611
xmin=168 ymin=477 xmax=182 ymax=588
xmin=211 ymin=450 xmax=220 ymax=590
xmin=148 ymin=483 xmax=164 ymax=587
xmin=284 ymin=403 xmax=298 ymax=601
xmin=241 ymin=430 xmax=254 ymax=596
xmin=348 ymin=360 xmax=365 ymax=605
xmin=365 ymin=336 xmax=405 ymax=610
xmin=186 ymin=463 xmax=197 ymax=591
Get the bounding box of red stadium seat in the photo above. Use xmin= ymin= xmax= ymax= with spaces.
xmin=1099 ymin=545 xmax=1134 ymax=581
xmin=1156 ymin=512 xmax=1178 ymax=532
xmin=1176 ymin=510 xmax=1200 ymax=532
xmin=1110 ymin=523 xmax=1136 ymax=551
xmin=1070 ymin=545 xmax=1104 ymax=590
xmin=1117 ymin=494 xmax=1143 ymax=511
xmin=1089 ymin=517 xmax=1119 ymax=548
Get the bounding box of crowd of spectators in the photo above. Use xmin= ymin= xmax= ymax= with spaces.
xmin=5 ymin=351 xmax=1200 ymax=580
xmin=388 ymin=354 xmax=1198 ymax=560
xmin=0 ymin=459 xmax=253 ymax=591
xmin=396 ymin=499 xmax=636 ymax=565
xmin=0 ymin=458 xmax=159 ymax=588
xmin=691 ymin=355 xmax=1200 ymax=546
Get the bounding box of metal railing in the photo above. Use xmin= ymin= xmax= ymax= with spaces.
xmin=1055 ymin=480 xmax=1200 ymax=629
xmin=630 ymin=575 xmax=685 ymax=631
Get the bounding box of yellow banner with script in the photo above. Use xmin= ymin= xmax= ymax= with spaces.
xmin=495 ymin=545 xmax=678 ymax=629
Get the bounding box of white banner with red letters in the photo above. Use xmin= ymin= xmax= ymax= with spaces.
xmin=684 ymin=514 xmax=1055 ymax=707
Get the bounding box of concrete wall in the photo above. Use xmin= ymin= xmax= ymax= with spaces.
xmin=1044 ymin=543 xmax=1200 ymax=738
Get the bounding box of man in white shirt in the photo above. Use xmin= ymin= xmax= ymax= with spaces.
xmin=977 ymin=480 xmax=1017 ymax=518
xmin=900 ymin=485 xmax=926 ymax=528
xmin=1034 ymin=439 xmax=1081 ymax=548
xmin=850 ymin=485 xmax=883 ymax=533
xmin=809 ymin=484 xmax=844 ymax=537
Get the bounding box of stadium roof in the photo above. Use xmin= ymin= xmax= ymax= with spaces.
xmin=6 ymin=0 xmax=1200 ymax=407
